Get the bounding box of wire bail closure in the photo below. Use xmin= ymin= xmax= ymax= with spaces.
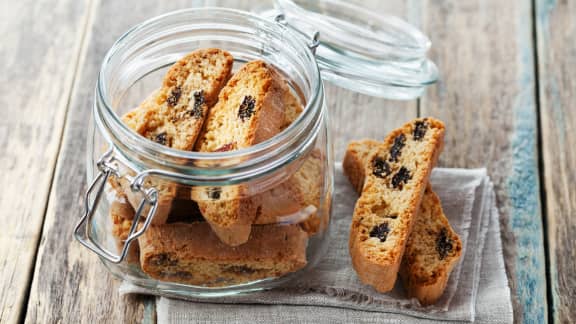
xmin=275 ymin=13 xmax=320 ymax=54
xmin=74 ymin=147 xmax=159 ymax=263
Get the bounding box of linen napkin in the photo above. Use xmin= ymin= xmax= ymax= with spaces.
xmin=121 ymin=165 xmax=513 ymax=323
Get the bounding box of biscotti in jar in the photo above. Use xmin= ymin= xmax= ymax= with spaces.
xmin=77 ymin=9 xmax=333 ymax=296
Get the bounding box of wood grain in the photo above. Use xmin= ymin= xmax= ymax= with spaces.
xmin=419 ymin=0 xmax=547 ymax=323
xmin=0 ymin=0 xmax=91 ymax=323
xmin=535 ymin=0 xmax=576 ymax=322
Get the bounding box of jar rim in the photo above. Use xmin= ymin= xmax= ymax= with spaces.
xmin=95 ymin=7 xmax=324 ymax=180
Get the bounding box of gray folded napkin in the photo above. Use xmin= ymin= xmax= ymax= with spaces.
xmin=121 ymin=166 xmax=513 ymax=323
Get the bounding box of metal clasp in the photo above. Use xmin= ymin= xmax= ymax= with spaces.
xmin=275 ymin=13 xmax=320 ymax=54
xmin=74 ymin=148 xmax=158 ymax=263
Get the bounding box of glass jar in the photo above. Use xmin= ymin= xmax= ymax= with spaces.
xmin=76 ymin=5 xmax=436 ymax=297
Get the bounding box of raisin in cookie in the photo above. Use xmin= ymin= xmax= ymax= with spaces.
xmin=349 ymin=118 xmax=445 ymax=293
xmin=344 ymin=139 xmax=462 ymax=304
xmin=138 ymin=223 xmax=308 ymax=286
xmin=192 ymin=60 xmax=288 ymax=246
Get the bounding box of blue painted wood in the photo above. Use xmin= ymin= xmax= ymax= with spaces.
xmin=506 ymin=1 xmax=549 ymax=322
xmin=535 ymin=0 xmax=576 ymax=322
xmin=419 ymin=1 xmax=548 ymax=323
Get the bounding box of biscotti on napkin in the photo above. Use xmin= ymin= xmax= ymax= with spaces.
xmin=344 ymin=135 xmax=462 ymax=305
xmin=138 ymin=223 xmax=308 ymax=286
xmin=401 ymin=184 xmax=462 ymax=305
xmin=348 ymin=118 xmax=445 ymax=293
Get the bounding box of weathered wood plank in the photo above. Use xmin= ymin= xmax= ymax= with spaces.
xmin=419 ymin=0 xmax=547 ymax=323
xmin=0 ymin=0 xmax=92 ymax=323
xmin=535 ymin=0 xmax=576 ymax=322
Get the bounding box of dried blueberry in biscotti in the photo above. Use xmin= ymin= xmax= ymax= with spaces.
xmin=391 ymin=167 xmax=411 ymax=189
xmin=186 ymin=90 xmax=206 ymax=119
xmin=348 ymin=118 xmax=445 ymax=293
xmin=192 ymin=60 xmax=289 ymax=246
xmin=153 ymin=132 xmax=167 ymax=145
xmin=166 ymin=86 xmax=182 ymax=107
xmin=344 ymin=138 xmax=462 ymax=305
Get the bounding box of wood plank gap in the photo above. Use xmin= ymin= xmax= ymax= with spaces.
xmin=534 ymin=0 xmax=576 ymax=321
xmin=530 ymin=0 xmax=554 ymax=323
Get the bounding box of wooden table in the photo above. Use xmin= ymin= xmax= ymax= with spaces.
xmin=1 ymin=0 xmax=574 ymax=323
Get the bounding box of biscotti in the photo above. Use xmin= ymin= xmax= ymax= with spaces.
xmin=138 ymin=223 xmax=308 ymax=286
xmin=349 ymin=118 xmax=445 ymax=293
xmin=116 ymin=49 xmax=233 ymax=224
xmin=343 ymin=138 xmax=462 ymax=304
xmin=343 ymin=139 xmax=381 ymax=193
xmin=254 ymin=153 xmax=322 ymax=230
xmin=400 ymin=184 xmax=462 ymax=305
xmin=194 ymin=60 xmax=286 ymax=152
xmin=250 ymin=87 xmax=326 ymax=234
xmin=192 ymin=60 xmax=288 ymax=246
xmin=293 ymin=152 xmax=326 ymax=234
xmin=122 ymin=48 xmax=233 ymax=150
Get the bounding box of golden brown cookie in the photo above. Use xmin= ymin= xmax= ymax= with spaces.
xmin=118 ymin=48 xmax=233 ymax=224
xmin=192 ymin=60 xmax=289 ymax=246
xmin=138 ymin=223 xmax=308 ymax=286
xmin=344 ymin=138 xmax=461 ymax=304
xmin=348 ymin=118 xmax=445 ymax=293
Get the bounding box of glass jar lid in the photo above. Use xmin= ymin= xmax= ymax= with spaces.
xmin=261 ymin=0 xmax=438 ymax=99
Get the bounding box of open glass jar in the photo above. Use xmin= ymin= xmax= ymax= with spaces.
xmin=77 ymin=4 xmax=436 ymax=297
